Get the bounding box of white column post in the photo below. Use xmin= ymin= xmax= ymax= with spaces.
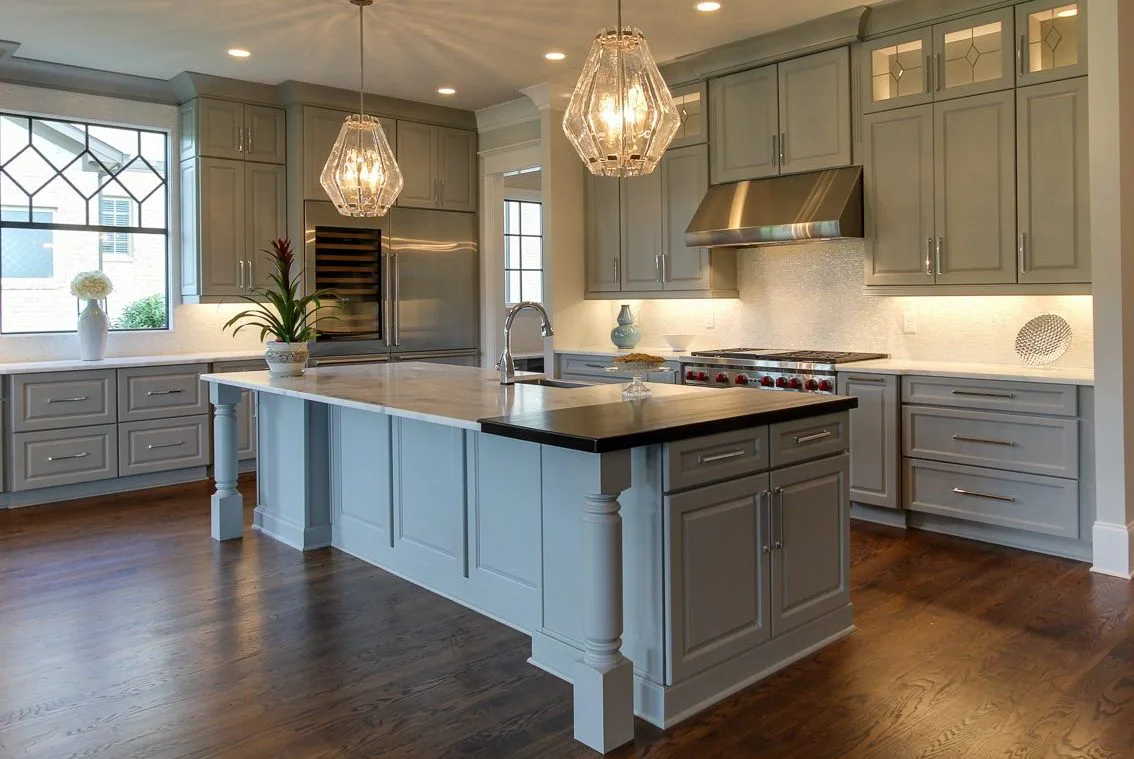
xmin=574 ymin=450 xmax=634 ymax=753
xmin=210 ymin=382 xmax=244 ymax=541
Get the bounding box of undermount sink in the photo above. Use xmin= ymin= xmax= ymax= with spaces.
xmin=514 ymin=377 xmax=592 ymax=389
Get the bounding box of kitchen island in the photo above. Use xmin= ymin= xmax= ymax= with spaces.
xmin=202 ymin=363 xmax=857 ymax=753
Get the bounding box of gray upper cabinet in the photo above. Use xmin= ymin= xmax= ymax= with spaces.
xmin=182 ymin=98 xmax=286 ymax=165
xmin=396 ymin=122 xmax=477 ymax=212
xmin=662 ymin=144 xmax=713 ymax=290
xmin=932 ymin=8 xmax=1016 ymax=101
xmin=669 ymin=82 xmax=708 ymax=149
xmin=837 ymin=373 xmax=900 ymax=510
xmin=861 ymin=28 xmax=935 ymax=114
xmin=245 ymin=162 xmax=288 ymax=290
xmin=584 ymin=174 xmax=621 ymax=293
xmin=620 ymin=168 xmax=665 ymax=292
xmin=710 ymin=65 xmax=780 ymax=184
xmin=1016 ymin=0 xmax=1088 ymax=86
xmin=778 ymin=48 xmax=852 ymax=174
xmin=862 ymin=105 xmax=935 ymax=286
xmin=1017 ymin=77 xmax=1090 ymax=284
xmin=301 ymin=106 xmax=396 ymax=202
xmin=934 ymin=90 xmax=1017 ymax=285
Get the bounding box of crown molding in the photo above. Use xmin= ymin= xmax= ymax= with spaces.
xmin=476 ymin=97 xmax=539 ymax=133
xmin=0 ymin=47 xmax=177 ymax=104
xmin=520 ymin=82 xmax=553 ymax=112
xmin=0 ymin=40 xmax=20 ymax=60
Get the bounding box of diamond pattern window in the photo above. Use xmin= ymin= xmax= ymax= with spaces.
xmin=0 ymin=114 xmax=169 ymax=333
xmin=943 ymin=22 xmax=1004 ymax=89
xmin=1028 ymin=5 xmax=1079 ymax=73
xmin=871 ymin=40 xmax=926 ymax=103
xmin=504 ymin=200 xmax=543 ymax=305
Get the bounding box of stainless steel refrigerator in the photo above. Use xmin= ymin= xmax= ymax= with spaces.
xmin=303 ymin=201 xmax=479 ymax=366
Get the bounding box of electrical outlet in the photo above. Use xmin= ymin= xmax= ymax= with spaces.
xmin=902 ymin=311 xmax=917 ymax=334
xmin=704 ymin=309 xmax=715 ymax=329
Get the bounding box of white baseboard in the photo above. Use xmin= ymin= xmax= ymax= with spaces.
xmin=1091 ymin=520 xmax=1134 ymax=579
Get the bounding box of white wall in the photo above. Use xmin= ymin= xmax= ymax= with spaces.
xmin=0 ymin=82 xmax=265 ymax=360
xmin=568 ymin=241 xmax=1095 ymax=369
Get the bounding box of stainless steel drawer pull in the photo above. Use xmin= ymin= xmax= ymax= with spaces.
xmin=47 ymin=396 xmax=89 ymax=404
xmin=699 ymin=449 xmax=747 ymax=464
xmin=48 ymin=452 xmax=89 ymax=462
xmin=147 ymin=441 xmax=186 ymax=450
xmin=951 ymin=390 xmax=1017 ymax=400
xmin=146 ymin=389 xmax=184 ymax=396
xmin=952 ymin=435 xmax=1016 ymax=447
xmin=584 ymin=363 xmax=608 ymax=370
xmin=953 ymin=487 xmax=1016 ymax=503
xmin=847 ymin=376 xmax=885 ymax=384
xmin=794 ymin=430 xmax=833 ymax=445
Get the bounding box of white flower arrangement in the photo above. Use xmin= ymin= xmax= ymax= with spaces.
xmin=70 ymin=270 xmax=114 ymax=301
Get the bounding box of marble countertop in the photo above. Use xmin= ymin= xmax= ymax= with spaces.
xmin=836 ymin=359 xmax=1094 ymax=386
xmin=203 ymin=363 xmax=855 ymax=451
xmin=554 ymin=346 xmax=694 ymax=360
xmin=0 ymin=349 xmax=265 ymax=375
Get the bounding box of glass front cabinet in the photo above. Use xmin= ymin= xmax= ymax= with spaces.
xmin=862 ymin=2 xmax=1087 ymax=113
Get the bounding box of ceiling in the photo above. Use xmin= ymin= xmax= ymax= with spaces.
xmin=1 ymin=0 xmax=876 ymax=111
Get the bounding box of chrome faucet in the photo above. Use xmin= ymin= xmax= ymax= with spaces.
xmin=497 ymin=301 xmax=554 ymax=384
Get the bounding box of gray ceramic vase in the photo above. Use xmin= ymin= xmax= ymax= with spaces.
xmin=610 ymin=304 xmax=642 ymax=349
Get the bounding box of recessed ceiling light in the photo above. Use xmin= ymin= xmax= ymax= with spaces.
xmin=1056 ymin=7 xmax=1078 ymax=17
xmin=545 ymin=51 xmax=567 ymax=61
xmin=437 ymin=87 xmax=457 ymax=96
xmin=227 ymin=48 xmax=251 ymax=58
xmin=695 ymin=1 xmax=721 ymax=11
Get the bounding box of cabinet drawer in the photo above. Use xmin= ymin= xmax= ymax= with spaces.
xmin=904 ymin=458 xmax=1079 ymax=539
xmin=770 ymin=412 xmax=849 ymax=468
xmin=665 ymin=426 xmax=769 ymax=492
xmin=904 ymin=406 xmax=1078 ymax=478
xmin=558 ymin=355 xmax=678 ymax=383
xmin=118 ymin=364 xmax=209 ymax=422
xmin=11 ymin=425 xmax=118 ymax=491
xmin=11 ymin=370 xmax=116 ymax=432
xmin=119 ymin=415 xmax=211 ymax=476
xmin=902 ymin=375 xmax=1077 ymax=416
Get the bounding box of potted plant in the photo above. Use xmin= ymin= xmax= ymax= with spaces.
xmin=223 ymin=238 xmax=336 ymax=377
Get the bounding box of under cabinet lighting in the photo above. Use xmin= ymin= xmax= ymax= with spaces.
xmin=227 ymin=48 xmax=251 ymax=58
xmin=695 ymin=1 xmax=722 ymax=11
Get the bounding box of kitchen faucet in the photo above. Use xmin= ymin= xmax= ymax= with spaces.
xmin=497 ymin=301 xmax=554 ymax=384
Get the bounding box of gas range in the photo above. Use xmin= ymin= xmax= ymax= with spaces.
xmin=679 ymin=349 xmax=888 ymax=394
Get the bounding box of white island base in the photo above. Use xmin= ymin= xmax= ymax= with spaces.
xmin=205 ymin=365 xmax=854 ymax=753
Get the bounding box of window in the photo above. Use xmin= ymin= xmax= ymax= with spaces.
xmin=98 ymin=196 xmax=131 ymax=256
xmin=504 ymin=199 xmax=543 ymax=304
xmin=0 ymin=114 xmax=169 ymax=333
xmin=0 ymin=207 xmax=53 ymax=278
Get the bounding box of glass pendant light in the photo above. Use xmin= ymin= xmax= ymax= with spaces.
xmin=321 ymin=0 xmax=403 ymax=217
xmin=562 ymin=0 xmax=681 ymax=177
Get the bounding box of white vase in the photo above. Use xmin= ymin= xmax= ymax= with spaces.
xmin=265 ymin=341 xmax=310 ymax=377
xmin=77 ymin=299 xmax=109 ymax=361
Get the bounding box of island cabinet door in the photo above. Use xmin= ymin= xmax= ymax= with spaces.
xmin=770 ymin=455 xmax=850 ymax=638
xmin=664 ymin=473 xmax=772 ymax=684
xmin=838 ymin=373 xmax=900 ymax=509
xmin=330 ymin=407 xmax=393 ymax=563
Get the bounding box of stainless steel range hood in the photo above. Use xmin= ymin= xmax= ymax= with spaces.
xmin=685 ymin=166 xmax=863 ymax=248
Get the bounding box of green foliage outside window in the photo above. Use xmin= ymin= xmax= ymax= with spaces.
xmin=112 ymin=294 xmax=167 ymax=330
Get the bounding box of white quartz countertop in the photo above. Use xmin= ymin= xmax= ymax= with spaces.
xmin=554 ymin=346 xmax=693 ymax=360
xmin=836 ymin=358 xmax=1094 ymax=386
xmin=0 ymin=349 xmax=266 ymax=375
xmin=202 ymin=362 xmax=709 ymax=430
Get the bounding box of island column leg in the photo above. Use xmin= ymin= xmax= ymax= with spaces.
xmin=574 ymin=449 xmax=634 ymax=754
xmin=209 ymin=382 xmax=244 ymax=541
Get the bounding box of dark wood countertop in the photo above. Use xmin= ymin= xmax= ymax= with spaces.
xmin=478 ymin=389 xmax=857 ymax=453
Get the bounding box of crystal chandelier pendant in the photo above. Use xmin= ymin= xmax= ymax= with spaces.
xmin=562 ymin=2 xmax=680 ymax=178
xmin=321 ymin=0 xmax=403 ymax=217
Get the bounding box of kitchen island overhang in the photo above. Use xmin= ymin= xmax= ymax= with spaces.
xmin=201 ymin=364 xmax=857 ymax=754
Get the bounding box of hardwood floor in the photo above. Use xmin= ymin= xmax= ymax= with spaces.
xmin=2 ymin=479 xmax=1133 ymax=758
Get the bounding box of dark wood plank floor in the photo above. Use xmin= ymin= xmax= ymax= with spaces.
xmin=2 ymin=478 xmax=1133 ymax=758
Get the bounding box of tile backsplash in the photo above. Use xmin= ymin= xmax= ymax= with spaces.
xmin=621 ymin=240 xmax=1094 ymax=366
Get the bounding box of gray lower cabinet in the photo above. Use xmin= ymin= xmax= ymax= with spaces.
xmin=11 ymin=425 xmax=118 ymax=491
xmin=396 ymin=122 xmax=477 ymax=212
xmin=118 ymin=364 xmax=210 ymax=422
xmin=119 ymin=415 xmax=211 ymax=477
xmin=556 ymin=354 xmax=679 ymax=385
xmin=11 ymin=370 xmax=116 ymax=432
xmin=1017 ymin=77 xmax=1090 ymax=284
xmin=838 ymin=373 xmax=900 ymax=509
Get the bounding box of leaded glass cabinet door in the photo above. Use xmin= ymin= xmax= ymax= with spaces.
xmin=1016 ymin=0 xmax=1088 ymax=86
xmin=860 ymin=29 xmax=934 ymax=114
xmin=932 ymin=8 xmax=1016 ymax=101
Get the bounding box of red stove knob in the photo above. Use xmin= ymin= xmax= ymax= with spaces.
xmin=760 ymin=376 xmax=775 ymax=388
xmin=818 ymin=379 xmax=834 ymax=392
xmin=697 ymin=371 xmax=708 ymax=382
xmin=775 ymin=377 xmax=788 ymax=388
xmin=735 ymin=374 xmax=749 ymax=385
xmin=788 ymin=377 xmax=803 ymax=390
xmin=804 ymin=378 xmax=819 ymax=391
xmin=716 ymin=372 xmax=730 ymax=384
xmin=686 ymin=370 xmax=697 ymax=381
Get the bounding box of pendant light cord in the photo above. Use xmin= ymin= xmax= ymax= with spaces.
xmin=358 ymin=1 xmax=366 ymax=118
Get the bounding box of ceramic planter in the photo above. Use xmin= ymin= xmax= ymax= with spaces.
xmin=265 ymin=341 xmax=309 ymax=377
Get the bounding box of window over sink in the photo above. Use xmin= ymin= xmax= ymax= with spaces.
xmin=503 ymin=198 xmax=543 ymax=305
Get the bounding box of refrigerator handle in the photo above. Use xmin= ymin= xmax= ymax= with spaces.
xmin=392 ymin=251 xmax=401 ymax=347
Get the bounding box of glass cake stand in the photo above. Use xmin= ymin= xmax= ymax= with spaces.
xmin=606 ymin=362 xmax=672 ymax=401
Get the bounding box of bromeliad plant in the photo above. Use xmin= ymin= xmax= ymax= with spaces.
xmin=223 ymin=238 xmax=337 ymax=343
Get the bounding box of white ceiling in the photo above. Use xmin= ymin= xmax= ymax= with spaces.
xmin=1 ymin=0 xmax=876 ymax=111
